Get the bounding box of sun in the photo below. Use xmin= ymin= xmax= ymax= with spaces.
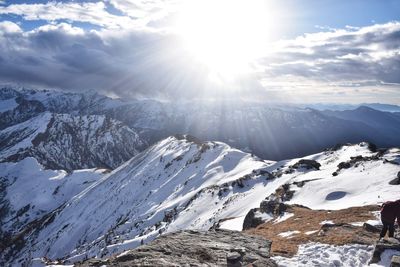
xmin=176 ymin=0 xmax=276 ymax=77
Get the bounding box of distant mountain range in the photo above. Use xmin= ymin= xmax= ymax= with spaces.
xmin=0 ymin=112 xmax=145 ymax=170
xmin=1 ymin=86 xmax=399 ymax=164
xmin=302 ymin=103 xmax=400 ymax=112
xmin=1 ymin=86 xmax=400 ymax=265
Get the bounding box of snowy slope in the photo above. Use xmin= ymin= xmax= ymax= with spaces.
xmin=0 ymin=158 xmax=105 ymax=235
xmin=1 ymin=137 xmax=399 ymax=266
xmin=4 ymin=135 xmax=279 ymax=265
xmin=213 ymin=142 xmax=400 ymax=231
xmin=277 ymin=143 xmax=400 ymax=210
xmin=0 ymin=112 xmax=145 ymax=170
xmin=0 ymin=97 xmax=18 ymax=113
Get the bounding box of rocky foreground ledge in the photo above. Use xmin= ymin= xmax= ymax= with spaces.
xmin=76 ymin=230 xmax=277 ymax=267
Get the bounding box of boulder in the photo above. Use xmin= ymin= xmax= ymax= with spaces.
xmin=338 ymin=161 xmax=351 ymax=170
xmin=292 ymin=159 xmax=321 ymax=170
xmin=391 ymin=255 xmax=400 ymax=267
xmin=77 ymin=230 xmax=277 ymax=267
xmin=389 ymin=177 xmax=400 ymax=185
xmin=260 ymin=198 xmax=287 ymax=216
xmin=242 ymin=209 xmax=265 ymax=230
xmin=363 ymin=223 xmax=382 ymax=233
xmin=370 ymin=238 xmax=400 ymax=264
xmin=392 ymin=172 xmax=400 ymax=185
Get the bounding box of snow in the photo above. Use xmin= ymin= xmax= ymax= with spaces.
xmin=320 ymin=220 xmax=335 ymax=225
xmin=0 ymin=157 xmax=104 ymax=233
xmin=0 ymin=97 xmax=18 ymax=112
xmin=366 ymin=219 xmax=382 ymax=226
xmin=18 ymin=136 xmax=281 ymax=263
xmin=278 ymin=230 xmax=301 ymax=238
xmin=305 ymin=230 xmax=319 ymax=235
xmin=284 ymin=144 xmax=400 ymax=210
xmin=274 ymin=213 xmax=294 ymax=224
xmin=273 ymin=242 xmax=374 ymax=267
xmin=219 ymin=216 xmax=246 ymax=231
xmin=0 ymin=112 xmax=52 ymax=158
xmin=3 ymin=139 xmax=400 ymax=265
xmin=350 ymin=222 xmax=365 ymax=227
xmin=254 ymin=211 xmax=273 ymax=222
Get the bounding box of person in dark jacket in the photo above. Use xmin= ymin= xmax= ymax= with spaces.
xmin=380 ymin=199 xmax=400 ymax=238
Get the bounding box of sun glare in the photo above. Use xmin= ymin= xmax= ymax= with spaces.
xmin=176 ymin=0 xmax=276 ymax=77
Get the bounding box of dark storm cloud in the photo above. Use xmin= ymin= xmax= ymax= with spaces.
xmin=0 ymin=21 xmax=216 ymax=99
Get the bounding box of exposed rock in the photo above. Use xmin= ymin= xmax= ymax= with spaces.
xmin=242 ymin=209 xmax=266 ymax=231
xmin=391 ymin=255 xmax=400 ymax=267
xmin=363 ymin=222 xmax=382 ymax=233
xmin=370 ymin=238 xmax=400 ymax=264
xmin=243 ymin=194 xmax=289 ymax=231
xmin=260 ymin=198 xmax=287 ymax=216
xmin=335 ymin=153 xmax=384 ymax=174
xmin=76 ymin=230 xmax=277 ymax=267
xmin=389 ymin=172 xmax=400 ymax=185
xmin=292 ymin=159 xmax=321 ymax=170
xmin=368 ymin=143 xmax=378 ymax=152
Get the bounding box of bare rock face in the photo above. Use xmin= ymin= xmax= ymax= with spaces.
xmin=292 ymin=159 xmax=321 ymax=170
xmin=370 ymin=238 xmax=400 ymax=264
xmin=76 ymin=230 xmax=277 ymax=267
xmin=392 ymin=255 xmax=400 ymax=267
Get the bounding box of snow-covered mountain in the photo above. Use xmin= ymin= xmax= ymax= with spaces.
xmin=0 ymin=112 xmax=145 ymax=170
xmin=0 ymin=158 xmax=105 ymax=243
xmin=2 ymin=86 xmax=400 ymax=161
xmin=1 ymin=135 xmax=399 ymax=266
xmin=3 ymin=135 xmax=277 ymax=265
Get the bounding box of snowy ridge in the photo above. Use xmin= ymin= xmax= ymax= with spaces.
xmin=0 ymin=158 xmax=105 ymax=236
xmin=3 ymin=136 xmax=278 ymax=265
xmin=0 ymin=112 xmax=52 ymax=158
xmin=2 ymin=86 xmax=400 ymax=161
xmin=278 ymin=143 xmax=400 ymax=209
xmin=0 ymin=112 xmax=145 ymax=170
xmin=1 ymin=136 xmax=399 ymax=266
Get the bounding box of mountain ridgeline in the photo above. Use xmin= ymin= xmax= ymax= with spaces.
xmin=1 ymin=86 xmax=400 ymax=167
xmin=1 ymin=135 xmax=399 ymax=266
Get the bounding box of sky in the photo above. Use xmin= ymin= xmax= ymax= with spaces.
xmin=0 ymin=0 xmax=399 ymax=103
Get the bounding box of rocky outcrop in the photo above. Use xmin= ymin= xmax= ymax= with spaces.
xmin=370 ymin=238 xmax=400 ymax=264
xmin=333 ymin=154 xmax=385 ymax=176
xmin=392 ymin=255 xmax=400 ymax=267
xmin=242 ymin=209 xmax=266 ymax=231
xmin=389 ymin=171 xmax=400 ymax=185
xmin=292 ymin=159 xmax=321 ymax=170
xmin=243 ymin=196 xmax=288 ymax=231
xmin=76 ymin=230 xmax=277 ymax=267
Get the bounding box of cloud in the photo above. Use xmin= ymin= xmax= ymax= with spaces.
xmin=107 ymin=0 xmax=180 ymax=19
xmin=0 ymin=21 xmax=225 ymax=99
xmin=0 ymin=17 xmax=399 ymax=103
xmin=0 ymin=2 xmax=134 ymax=28
xmin=0 ymin=20 xmax=22 ymax=33
xmin=261 ymin=22 xmax=400 ymax=85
